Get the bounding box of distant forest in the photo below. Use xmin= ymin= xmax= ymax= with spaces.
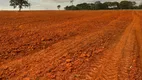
xmin=64 ymin=1 xmax=142 ymax=10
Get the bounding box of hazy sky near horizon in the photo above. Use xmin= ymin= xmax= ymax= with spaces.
xmin=0 ymin=0 xmax=141 ymax=10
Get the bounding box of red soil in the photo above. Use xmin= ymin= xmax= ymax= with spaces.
xmin=0 ymin=11 xmax=142 ymax=80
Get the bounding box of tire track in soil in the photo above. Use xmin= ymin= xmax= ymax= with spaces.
xmin=80 ymin=11 xmax=142 ymax=80
xmin=132 ymin=11 xmax=142 ymax=79
xmin=118 ymin=11 xmax=142 ymax=80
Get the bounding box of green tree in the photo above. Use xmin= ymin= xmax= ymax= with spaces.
xmin=139 ymin=3 xmax=142 ymax=9
xmin=120 ymin=1 xmax=135 ymax=9
xmin=57 ymin=5 xmax=61 ymax=10
xmin=111 ymin=2 xmax=120 ymax=9
xmin=64 ymin=5 xmax=78 ymax=10
xmin=76 ymin=3 xmax=91 ymax=10
xmin=94 ymin=1 xmax=103 ymax=10
xmin=102 ymin=2 xmax=110 ymax=9
xmin=103 ymin=2 xmax=120 ymax=9
xmin=90 ymin=3 xmax=96 ymax=10
xmin=10 ymin=0 xmax=30 ymax=11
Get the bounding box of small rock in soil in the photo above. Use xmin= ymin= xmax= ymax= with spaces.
xmin=66 ymin=59 xmax=71 ymax=63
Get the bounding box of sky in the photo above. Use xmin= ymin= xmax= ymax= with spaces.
xmin=0 ymin=0 xmax=141 ymax=10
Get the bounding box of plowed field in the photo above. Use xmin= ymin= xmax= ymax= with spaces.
xmin=0 ymin=11 xmax=142 ymax=80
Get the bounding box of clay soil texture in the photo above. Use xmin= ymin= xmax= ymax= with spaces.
xmin=0 ymin=10 xmax=142 ymax=80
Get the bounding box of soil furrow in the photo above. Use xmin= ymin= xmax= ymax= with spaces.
xmin=0 ymin=11 xmax=142 ymax=80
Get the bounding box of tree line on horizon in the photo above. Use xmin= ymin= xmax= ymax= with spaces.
xmin=64 ymin=1 xmax=142 ymax=10
xmin=9 ymin=0 xmax=142 ymax=11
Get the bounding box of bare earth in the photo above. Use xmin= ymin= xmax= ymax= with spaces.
xmin=0 ymin=10 xmax=142 ymax=80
